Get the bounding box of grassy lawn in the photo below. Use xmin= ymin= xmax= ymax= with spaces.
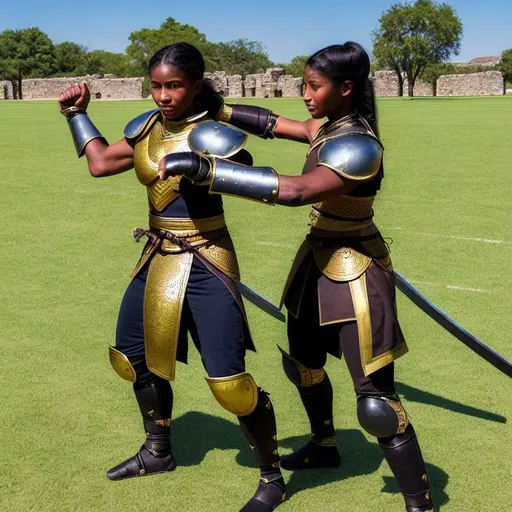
xmin=0 ymin=96 xmax=511 ymax=511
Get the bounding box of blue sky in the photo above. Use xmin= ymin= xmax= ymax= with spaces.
xmin=1 ymin=0 xmax=510 ymax=64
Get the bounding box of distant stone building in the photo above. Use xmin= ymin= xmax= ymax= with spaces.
xmin=467 ymin=56 xmax=501 ymax=67
xmin=0 ymin=80 xmax=14 ymax=100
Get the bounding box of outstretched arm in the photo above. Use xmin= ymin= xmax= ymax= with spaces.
xmin=159 ymin=133 xmax=381 ymax=206
xmin=58 ymin=82 xmax=134 ymax=178
xmin=276 ymin=167 xmax=357 ymax=206
xmin=158 ymin=155 xmax=357 ymax=206
xmin=218 ymin=104 xmax=322 ymax=144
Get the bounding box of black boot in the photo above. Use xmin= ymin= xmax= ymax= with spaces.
xmin=238 ymin=390 xmax=287 ymax=512
xmin=281 ymin=374 xmax=341 ymax=470
xmin=107 ymin=367 xmax=176 ymax=481
xmin=378 ymin=424 xmax=433 ymax=512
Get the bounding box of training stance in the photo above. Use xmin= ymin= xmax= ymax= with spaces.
xmin=160 ymin=42 xmax=433 ymax=512
xmin=58 ymin=42 xmax=287 ymax=512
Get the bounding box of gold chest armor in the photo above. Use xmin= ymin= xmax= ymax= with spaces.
xmin=133 ymin=112 xmax=208 ymax=211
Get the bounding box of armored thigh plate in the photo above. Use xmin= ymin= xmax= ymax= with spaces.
xmin=206 ymin=373 xmax=258 ymax=417
xmin=357 ymin=395 xmax=409 ymax=437
xmin=279 ymin=346 xmax=326 ymax=387
xmin=109 ymin=345 xmax=137 ymax=383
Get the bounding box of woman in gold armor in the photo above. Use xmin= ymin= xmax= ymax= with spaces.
xmin=160 ymin=42 xmax=434 ymax=512
xmin=58 ymin=42 xmax=286 ymax=512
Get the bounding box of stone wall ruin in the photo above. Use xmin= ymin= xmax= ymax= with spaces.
xmin=1 ymin=69 xmax=504 ymax=100
xmin=436 ymin=71 xmax=504 ymax=97
xmin=19 ymin=74 xmax=143 ymax=100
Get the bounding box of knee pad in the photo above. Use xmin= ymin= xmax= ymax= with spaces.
xmin=206 ymin=372 xmax=259 ymax=417
xmin=357 ymin=395 xmax=409 ymax=438
xmin=279 ymin=345 xmax=326 ymax=387
xmin=109 ymin=345 xmax=137 ymax=382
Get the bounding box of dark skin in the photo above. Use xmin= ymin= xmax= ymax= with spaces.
xmin=57 ymin=65 xmax=202 ymax=177
xmin=158 ymin=66 xmax=359 ymax=206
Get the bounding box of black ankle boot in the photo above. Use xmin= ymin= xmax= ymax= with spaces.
xmin=281 ymin=437 xmax=340 ymax=470
xmin=238 ymin=390 xmax=287 ymax=511
xmin=107 ymin=370 xmax=176 ymax=480
xmin=379 ymin=424 xmax=433 ymax=512
xmin=107 ymin=418 xmax=176 ymax=480
xmin=240 ymin=474 xmax=287 ymax=512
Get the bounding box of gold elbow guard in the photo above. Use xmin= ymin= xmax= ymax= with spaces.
xmin=109 ymin=346 xmax=137 ymax=383
xmin=279 ymin=346 xmax=326 ymax=387
xmin=206 ymin=373 xmax=259 ymax=417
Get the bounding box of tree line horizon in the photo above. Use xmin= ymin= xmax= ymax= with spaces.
xmin=1 ymin=1 xmax=511 ymax=99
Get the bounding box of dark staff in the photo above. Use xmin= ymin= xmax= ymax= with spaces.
xmin=395 ymin=272 xmax=512 ymax=378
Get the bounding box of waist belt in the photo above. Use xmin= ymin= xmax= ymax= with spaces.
xmin=149 ymin=213 xmax=226 ymax=234
xmin=309 ymin=210 xmax=378 ymax=238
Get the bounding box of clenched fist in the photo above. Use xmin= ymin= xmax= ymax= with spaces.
xmin=58 ymin=82 xmax=91 ymax=113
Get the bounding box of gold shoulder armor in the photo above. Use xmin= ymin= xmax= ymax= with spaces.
xmin=124 ymin=109 xmax=161 ymax=142
xmin=318 ymin=134 xmax=383 ymax=181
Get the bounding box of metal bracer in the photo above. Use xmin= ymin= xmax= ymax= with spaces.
xmin=209 ymin=158 xmax=279 ymax=205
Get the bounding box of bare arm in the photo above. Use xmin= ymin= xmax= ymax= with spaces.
xmin=58 ymin=82 xmax=134 ymax=178
xmin=82 ymin=138 xmax=134 ymax=178
xmin=276 ymin=166 xmax=357 ymax=206
xmin=273 ymin=116 xmax=323 ymax=143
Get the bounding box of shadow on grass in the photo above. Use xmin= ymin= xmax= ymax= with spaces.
xmin=172 ymin=413 xmax=449 ymax=508
xmin=396 ymin=382 xmax=507 ymax=424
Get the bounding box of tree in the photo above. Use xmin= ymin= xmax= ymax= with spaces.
xmin=210 ymin=39 xmax=273 ymax=75
xmin=54 ymin=42 xmax=88 ymax=76
xmin=372 ymin=0 xmax=462 ymax=96
xmin=499 ymin=49 xmax=512 ymax=84
xmin=85 ymin=50 xmax=132 ymax=77
xmin=283 ymin=55 xmax=308 ymax=77
xmin=0 ymin=28 xmax=55 ymax=98
xmin=126 ymin=17 xmax=210 ymax=76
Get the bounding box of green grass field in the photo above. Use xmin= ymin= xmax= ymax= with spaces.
xmin=1 ymin=96 xmax=511 ymax=511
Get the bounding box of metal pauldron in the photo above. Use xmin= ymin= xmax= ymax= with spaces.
xmin=188 ymin=121 xmax=248 ymax=159
xmin=209 ymin=158 xmax=279 ymax=205
xmin=318 ymin=133 xmax=383 ymax=181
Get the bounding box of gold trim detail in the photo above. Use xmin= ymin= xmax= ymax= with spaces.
xmin=217 ymin=105 xmax=233 ymax=122
xmin=155 ymin=418 xmax=171 ymax=427
xmin=279 ymin=346 xmax=326 ymax=387
xmin=349 ymin=273 xmax=408 ymax=376
xmin=144 ymin=251 xmax=194 ymax=381
xmin=318 ymin=159 xmax=381 ymax=182
xmin=280 ymin=240 xmax=312 ymax=309
xmin=133 ymin=112 xmax=211 ymax=211
xmin=313 ymin=195 xmax=375 ymax=220
xmin=206 ymin=373 xmax=259 ymax=417
xmin=108 ymin=346 xmax=137 ymax=383
xmin=386 ymin=398 xmax=409 ymax=434
xmin=310 ymin=435 xmax=337 ymax=447
xmin=149 ymin=214 xmax=226 ymax=233
xmin=313 ymin=246 xmax=372 ymax=282
xmin=197 ymin=235 xmax=240 ymax=281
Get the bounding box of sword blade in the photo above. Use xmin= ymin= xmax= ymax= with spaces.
xmin=395 ymin=272 xmax=512 ymax=378
xmin=235 ymin=281 xmax=286 ymax=323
